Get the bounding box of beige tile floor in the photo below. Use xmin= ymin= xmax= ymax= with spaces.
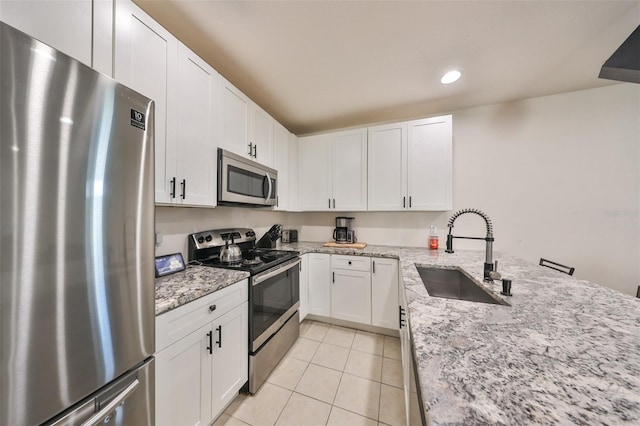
xmin=216 ymin=320 xmax=406 ymax=426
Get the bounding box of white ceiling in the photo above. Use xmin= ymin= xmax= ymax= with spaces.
xmin=135 ymin=0 xmax=640 ymax=135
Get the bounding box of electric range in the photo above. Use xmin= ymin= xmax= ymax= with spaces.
xmin=187 ymin=228 xmax=300 ymax=394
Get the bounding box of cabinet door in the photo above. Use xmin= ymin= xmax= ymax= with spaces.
xmin=298 ymin=135 xmax=333 ymax=211
xmin=331 ymin=269 xmax=371 ymax=324
xmin=250 ymin=103 xmax=274 ymax=166
xmin=0 ymin=0 xmax=92 ymax=66
xmin=93 ymin=0 xmax=114 ymax=76
xmin=299 ymin=255 xmax=309 ymax=321
xmin=371 ymin=258 xmax=399 ymax=329
xmin=407 ymin=115 xmax=452 ymax=211
xmin=211 ymin=302 xmax=248 ymax=417
xmin=399 ymin=285 xmax=411 ymax=426
xmin=368 ymin=123 xmax=408 ymax=211
xmin=307 ymin=253 xmax=331 ymax=316
xmin=175 ymin=43 xmax=217 ymax=207
xmin=288 ymin=132 xmax=299 ymax=211
xmin=332 ymin=129 xmax=368 ymax=211
xmin=114 ymin=0 xmax=178 ymax=204
xmin=156 ymin=323 xmax=212 ymax=426
xmin=219 ymin=76 xmax=250 ymax=158
xmin=272 ymin=122 xmax=289 ymax=210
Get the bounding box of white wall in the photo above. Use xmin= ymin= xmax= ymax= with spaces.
xmin=155 ymin=84 xmax=639 ymax=296
xmin=453 ymin=84 xmax=639 ymax=296
xmin=155 ymin=206 xmax=289 ymax=258
xmin=290 ymin=84 xmax=640 ymax=295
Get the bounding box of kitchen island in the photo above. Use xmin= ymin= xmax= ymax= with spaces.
xmin=282 ymin=242 xmax=640 ymax=425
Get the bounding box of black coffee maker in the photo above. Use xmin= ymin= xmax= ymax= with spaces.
xmin=333 ymin=217 xmax=356 ymax=244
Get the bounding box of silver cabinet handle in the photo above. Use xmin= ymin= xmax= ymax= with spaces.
xmin=403 ymin=196 xmax=406 ymax=208
xmin=373 ymin=260 xmax=376 ymax=273
xmin=332 ymin=198 xmax=335 ymax=209
xmin=253 ymin=144 xmax=257 ymax=158
xmin=248 ymin=142 xmax=253 ymax=156
xmin=80 ymin=379 xmax=140 ymax=426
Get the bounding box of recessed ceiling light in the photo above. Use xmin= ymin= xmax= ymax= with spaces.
xmin=441 ymin=70 xmax=461 ymax=84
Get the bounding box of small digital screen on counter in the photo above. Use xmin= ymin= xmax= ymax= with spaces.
xmin=155 ymin=253 xmax=186 ymax=277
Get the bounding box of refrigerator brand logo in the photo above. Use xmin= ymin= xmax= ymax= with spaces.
xmin=130 ymin=109 xmax=146 ymax=130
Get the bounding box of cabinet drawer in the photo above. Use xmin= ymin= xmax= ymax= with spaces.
xmin=331 ymin=255 xmax=371 ymax=272
xmin=156 ymin=279 xmax=248 ymax=352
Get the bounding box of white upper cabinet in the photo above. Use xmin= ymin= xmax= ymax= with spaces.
xmin=407 ymin=115 xmax=452 ymax=211
xmin=332 ymin=129 xmax=368 ymax=211
xmin=250 ymin=103 xmax=274 ymax=166
xmin=0 ymin=0 xmax=92 ymax=66
xmin=288 ymin=132 xmax=299 ymax=211
xmin=115 ymin=1 xmax=217 ymax=207
xmin=298 ymin=134 xmax=333 ymax=211
xmin=368 ymin=116 xmax=452 ymax=211
xmin=114 ymin=0 xmax=178 ymax=204
xmin=174 ymin=43 xmax=218 ymax=207
xmin=272 ymin=122 xmax=290 ymax=210
xmin=368 ymin=122 xmax=408 ymax=210
xmin=219 ymin=76 xmax=274 ymax=167
xmin=219 ymin=75 xmax=251 ymax=158
xmin=298 ymin=129 xmax=367 ymax=211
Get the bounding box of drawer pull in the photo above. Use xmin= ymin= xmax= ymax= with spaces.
xmin=209 ymin=304 xmax=217 ymax=312
xmin=348 ymin=261 xmax=352 ymax=265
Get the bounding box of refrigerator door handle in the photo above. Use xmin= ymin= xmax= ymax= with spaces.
xmin=80 ymin=379 xmax=140 ymax=426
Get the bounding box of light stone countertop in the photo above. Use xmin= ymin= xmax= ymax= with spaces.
xmin=155 ymin=265 xmax=250 ymax=316
xmin=281 ymin=242 xmax=640 ymax=425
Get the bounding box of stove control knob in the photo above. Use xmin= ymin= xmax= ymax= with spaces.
xmin=205 ymin=235 xmax=213 ymax=242
xmin=197 ymin=236 xmax=205 ymax=244
xmin=246 ymin=231 xmax=255 ymax=237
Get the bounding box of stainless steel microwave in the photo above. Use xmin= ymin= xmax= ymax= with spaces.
xmin=218 ymin=148 xmax=277 ymax=207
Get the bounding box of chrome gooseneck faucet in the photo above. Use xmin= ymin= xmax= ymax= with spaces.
xmin=445 ymin=208 xmax=498 ymax=282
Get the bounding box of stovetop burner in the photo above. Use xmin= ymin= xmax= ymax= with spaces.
xmin=242 ymin=258 xmax=263 ymax=266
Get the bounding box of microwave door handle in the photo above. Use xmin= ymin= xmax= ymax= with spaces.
xmin=264 ymin=172 xmax=272 ymax=202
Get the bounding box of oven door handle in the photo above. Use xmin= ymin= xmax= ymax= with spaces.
xmin=264 ymin=172 xmax=273 ymax=202
xmin=253 ymin=258 xmax=301 ymax=286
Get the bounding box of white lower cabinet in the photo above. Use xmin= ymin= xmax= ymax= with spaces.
xmin=299 ymin=254 xmax=309 ymax=321
xmin=371 ymin=257 xmax=400 ymax=329
xmin=306 ymin=253 xmax=399 ymax=330
xmin=211 ymin=303 xmax=249 ymax=416
xmin=155 ymin=280 xmax=248 ymax=426
xmin=331 ymin=255 xmax=371 ymax=324
xmin=156 ymin=322 xmax=212 ymax=426
xmin=399 ymin=282 xmax=411 ymax=425
xmin=307 ymin=253 xmax=331 ymax=317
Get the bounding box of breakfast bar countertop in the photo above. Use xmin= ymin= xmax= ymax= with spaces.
xmin=281 ymin=242 xmax=640 ymax=425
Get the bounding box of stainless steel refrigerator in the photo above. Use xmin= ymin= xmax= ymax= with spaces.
xmin=0 ymin=22 xmax=155 ymax=425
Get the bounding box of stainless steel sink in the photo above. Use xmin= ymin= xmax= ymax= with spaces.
xmin=416 ymin=266 xmax=508 ymax=305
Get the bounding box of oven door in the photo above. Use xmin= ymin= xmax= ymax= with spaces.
xmin=218 ymin=149 xmax=277 ymax=206
xmin=250 ymin=258 xmax=300 ymax=352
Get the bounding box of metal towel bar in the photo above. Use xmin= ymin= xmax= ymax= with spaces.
xmin=539 ymin=258 xmax=575 ymax=276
